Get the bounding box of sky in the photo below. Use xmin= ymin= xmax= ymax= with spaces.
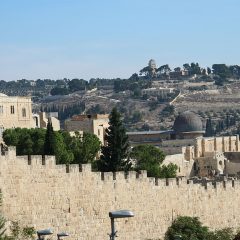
xmin=0 ymin=0 xmax=240 ymax=81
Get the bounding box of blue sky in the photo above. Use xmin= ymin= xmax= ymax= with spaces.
xmin=0 ymin=0 xmax=239 ymax=81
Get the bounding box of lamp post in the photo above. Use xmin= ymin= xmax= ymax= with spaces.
xmin=108 ymin=210 xmax=134 ymax=240
xmin=37 ymin=229 xmax=53 ymax=240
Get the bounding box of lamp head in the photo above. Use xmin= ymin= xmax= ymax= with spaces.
xmin=109 ymin=210 xmax=134 ymax=219
xmin=37 ymin=229 xmax=53 ymax=239
xmin=57 ymin=232 xmax=69 ymax=239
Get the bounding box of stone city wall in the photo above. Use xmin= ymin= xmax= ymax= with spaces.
xmin=1 ymin=147 xmax=240 ymax=240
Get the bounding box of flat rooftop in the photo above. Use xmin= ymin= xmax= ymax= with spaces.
xmin=127 ymin=130 xmax=174 ymax=135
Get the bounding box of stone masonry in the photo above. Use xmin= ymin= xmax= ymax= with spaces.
xmin=1 ymin=147 xmax=240 ymax=240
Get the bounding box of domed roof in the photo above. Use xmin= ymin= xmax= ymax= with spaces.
xmin=148 ymin=59 xmax=156 ymax=69
xmin=173 ymin=111 xmax=203 ymax=133
xmin=0 ymin=93 xmax=7 ymax=97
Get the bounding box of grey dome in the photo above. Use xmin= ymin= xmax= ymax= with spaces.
xmin=173 ymin=111 xmax=203 ymax=133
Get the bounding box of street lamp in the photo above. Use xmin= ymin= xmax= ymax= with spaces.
xmin=57 ymin=232 xmax=69 ymax=240
xmin=37 ymin=229 xmax=53 ymax=240
xmin=37 ymin=229 xmax=69 ymax=240
xmin=108 ymin=210 xmax=134 ymax=240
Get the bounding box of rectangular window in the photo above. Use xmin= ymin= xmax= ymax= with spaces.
xmin=22 ymin=108 xmax=26 ymax=117
xmin=10 ymin=106 xmax=15 ymax=114
xmin=0 ymin=106 xmax=3 ymax=114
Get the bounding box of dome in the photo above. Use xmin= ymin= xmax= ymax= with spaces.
xmin=173 ymin=111 xmax=203 ymax=133
xmin=148 ymin=59 xmax=156 ymax=69
xmin=0 ymin=93 xmax=7 ymax=97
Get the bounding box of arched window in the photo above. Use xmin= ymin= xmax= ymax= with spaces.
xmin=22 ymin=108 xmax=26 ymax=117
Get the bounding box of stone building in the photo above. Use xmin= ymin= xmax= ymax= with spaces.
xmin=64 ymin=114 xmax=109 ymax=145
xmin=164 ymin=135 xmax=240 ymax=178
xmin=0 ymin=93 xmax=35 ymax=136
xmin=33 ymin=112 xmax=60 ymax=131
xmin=141 ymin=87 xmax=174 ymax=97
xmin=0 ymin=93 xmax=60 ymax=138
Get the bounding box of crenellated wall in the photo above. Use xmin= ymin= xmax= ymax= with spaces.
xmin=1 ymin=147 xmax=240 ymax=240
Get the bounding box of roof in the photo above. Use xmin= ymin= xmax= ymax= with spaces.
xmin=173 ymin=111 xmax=203 ymax=133
xmin=127 ymin=130 xmax=173 ymax=135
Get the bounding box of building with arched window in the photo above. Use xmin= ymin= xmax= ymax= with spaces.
xmin=0 ymin=93 xmax=60 ymax=138
xmin=0 ymin=93 xmax=34 ymax=134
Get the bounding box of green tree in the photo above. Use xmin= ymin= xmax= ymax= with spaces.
xmin=0 ymin=215 xmax=6 ymax=240
xmin=2 ymin=129 xmax=18 ymax=146
xmin=212 ymin=64 xmax=231 ymax=79
xmin=207 ymin=67 xmax=212 ymax=75
xmin=73 ymin=132 xmax=101 ymax=164
xmin=164 ymin=216 xmax=210 ymax=240
xmin=54 ymin=131 xmax=73 ymax=164
xmin=159 ymin=163 xmax=178 ymax=178
xmin=98 ymin=108 xmax=131 ymax=172
xmin=207 ymin=228 xmax=234 ymax=240
xmin=7 ymin=221 xmax=35 ymax=240
xmin=44 ymin=121 xmax=55 ymax=155
xmin=131 ymin=145 xmax=165 ymax=177
xmin=131 ymin=145 xmax=177 ymax=178
xmin=158 ymin=64 xmax=171 ymax=75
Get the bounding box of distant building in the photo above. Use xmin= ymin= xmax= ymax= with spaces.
xmin=172 ymin=111 xmax=205 ymax=139
xmin=148 ymin=59 xmax=157 ymax=77
xmin=64 ymin=114 xmax=109 ymax=145
xmin=127 ymin=111 xmax=205 ymax=147
xmin=141 ymin=87 xmax=174 ymax=97
xmin=0 ymin=93 xmax=60 ymax=138
xmin=0 ymin=93 xmax=35 ymax=136
xmin=169 ymin=70 xmax=189 ymax=79
xmin=148 ymin=59 xmax=157 ymax=70
xmin=33 ymin=112 xmax=60 ymax=131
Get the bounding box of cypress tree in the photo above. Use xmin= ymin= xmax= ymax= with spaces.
xmin=226 ymin=114 xmax=230 ymax=128
xmin=44 ymin=120 xmax=55 ymax=155
xmin=98 ymin=108 xmax=131 ymax=172
xmin=205 ymin=118 xmax=214 ymax=137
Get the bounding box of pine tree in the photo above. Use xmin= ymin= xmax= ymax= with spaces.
xmin=44 ymin=120 xmax=55 ymax=155
xmin=98 ymin=108 xmax=131 ymax=172
xmin=226 ymin=114 xmax=230 ymax=128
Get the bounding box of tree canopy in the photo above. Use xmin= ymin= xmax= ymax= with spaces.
xmin=165 ymin=216 xmax=238 ymax=240
xmin=3 ymin=128 xmax=100 ymax=165
xmin=131 ymin=145 xmax=178 ymax=178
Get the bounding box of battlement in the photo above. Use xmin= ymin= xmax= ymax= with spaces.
xmin=1 ymin=147 xmax=239 ymax=191
xmin=2 ymin=146 xmax=240 ymax=240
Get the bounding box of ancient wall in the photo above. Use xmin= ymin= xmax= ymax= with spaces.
xmin=1 ymin=147 xmax=240 ymax=240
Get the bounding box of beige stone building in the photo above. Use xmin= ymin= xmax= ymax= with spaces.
xmin=0 ymin=93 xmax=60 ymax=138
xmin=141 ymin=87 xmax=174 ymax=97
xmin=164 ymin=135 xmax=240 ymax=178
xmin=33 ymin=112 xmax=60 ymax=131
xmin=0 ymin=93 xmax=35 ymax=136
xmin=64 ymin=114 xmax=109 ymax=145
